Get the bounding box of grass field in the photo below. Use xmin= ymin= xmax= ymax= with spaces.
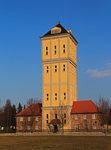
xmin=0 ymin=136 xmax=111 ymax=150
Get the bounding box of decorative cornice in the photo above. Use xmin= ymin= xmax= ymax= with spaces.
xmin=42 ymin=58 xmax=77 ymax=68
xmin=42 ymin=106 xmax=72 ymax=110
xmin=40 ymin=33 xmax=78 ymax=46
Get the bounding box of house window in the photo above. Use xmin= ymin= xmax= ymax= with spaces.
xmin=64 ymin=92 xmax=66 ymax=99
xmin=55 ymin=65 xmax=57 ymax=72
xmin=46 ymin=93 xmax=49 ymax=100
xmin=92 ymin=114 xmax=96 ymax=119
xmin=20 ymin=126 xmax=23 ymax=130
xmin=55 ymin=114 xmax=57 ymax=119
xmin=27 ymin=126 xmax=31 ymax=130
xmin=55 ymin=93 xmax=57 ymax=100
xmin=75 ymin=124 xmax=79 ymax=131
xmin=46 ymin=66 xmax=49 ymax=73
xmin=84 ymin=114 xmax=87 ymax=120
xmin=35 ymin=126 xmax=38 ymax=130
xmin=35 ymin=117 xmax=38 ymax=121
xmin=93 ymin=124 xmax=97 ymax=129
xmin=63 ymin=44 xmax=65 ymax=53
xmin=20 ymin=117 xmax=23 ymax=122
xmin=54 ymin=45 xmax=56 ymax=54
xmin=28 ymin=117 xmax=31 ymax=121
xmin=84 ymin=124 xmax=88 ymax=130
xmin=46 ymin=46 xmax=48 ymax=55
xmin=63 ymin=64 xmax=65 ymax=71
xmin=75 ymin=114 xmax=78 ymax=120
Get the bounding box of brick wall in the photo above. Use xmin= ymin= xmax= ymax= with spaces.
xmin=71 ymin=113 xmax=102 ymax=130
xmin=16 ymin=116 xmax=42 ymax=132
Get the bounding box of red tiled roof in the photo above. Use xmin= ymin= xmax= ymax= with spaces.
xmin=49 ymin=119 xmax=61 ymax=124
xmin=71 ymin=100 xmax=102 ymax=114
xmin=16 ymin=103 xmax=42 ymax=116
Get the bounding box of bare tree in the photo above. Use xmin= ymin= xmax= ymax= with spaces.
xmin=49 ymin=104 xmax=69 ymax=135
xmin=26 ymin=98 xmax=42 ymax=132
xmin=97 ymin=97 xmax=110 ymax=131
xmin=27 ymin=98 xmax=41 ymax=106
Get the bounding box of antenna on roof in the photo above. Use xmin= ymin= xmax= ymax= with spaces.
xmin=59 ymin=20 xmax=60 ymax=24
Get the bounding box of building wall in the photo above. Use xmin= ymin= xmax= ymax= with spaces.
xmin=16 ymin=116 xmax=42 ymax=132
xmin=71 ymin=113 xmax=102 ymax=130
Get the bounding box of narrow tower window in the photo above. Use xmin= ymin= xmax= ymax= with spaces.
xmin=55 ymin=93 xmax=57 ymax=100
xmin=64 ymin=92 xmax=66 ymax=99
xmin=64 ymin=113 xmax=66 ymax=118
xmin=46 ymin=93 xmax=49 ymax=100
xmin=46 ymin=114 xmax=48 ymax=119
xmin=55 ymin=114 xmax=57 ymax=119
xmin=55 ymin=65 xmax=57 ymax=72
xmin=46 ymin=66 xmax=49 ymax=73
xmin=64 ymin=114 xmax=66 ymax=124
xmin=63 ymin=64 xmax=65 ymax=71
xmin=54 ymin=45 xmax=57 ymax=54
xmin=46 ymin=114 xmax=48 ymax=124
xmin=63 ymin=44 xmax=65 ymax=53
xmin=46 ymin=47 xmax=48 ymax=55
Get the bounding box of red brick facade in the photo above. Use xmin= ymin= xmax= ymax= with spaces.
xmin=71 ymin=100 xmax=102 ymax=130
xmin=16 ymin=116 xmax=42 ymax=132
xmin=71 ymin=113 xmax=102 ymax=130
xmin=16 ymin=101 xmax=102 ymax=132
xmin=16 ymin=103 xmax=42 ymax=132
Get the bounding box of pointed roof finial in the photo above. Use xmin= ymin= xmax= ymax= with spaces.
xmin=59 ymin=20 xmax=60 ymax=24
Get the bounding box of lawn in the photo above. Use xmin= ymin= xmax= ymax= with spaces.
xmin=0 ymin=136 xmax=111 ymax=150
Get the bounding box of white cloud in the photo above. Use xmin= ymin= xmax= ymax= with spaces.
xmin=87 ymin=69 xmax=111 ymax=78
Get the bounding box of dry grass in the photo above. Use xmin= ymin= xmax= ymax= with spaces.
xmin=0 ymin=136 xmax=111 ymax=150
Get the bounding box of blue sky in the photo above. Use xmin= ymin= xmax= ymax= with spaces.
xmin=0 ymin=0 xmax=111 ymax=106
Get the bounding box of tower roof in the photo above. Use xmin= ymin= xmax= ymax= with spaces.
xmin=40 ymin=23 xmax=78 ymax=44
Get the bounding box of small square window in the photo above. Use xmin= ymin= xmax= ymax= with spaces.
xmin=84 ymin=114 xmax=87 ymax=120
xmin=92 ymin=114 xmax=96 ymax=119
xmin=27 ymin=126 xmax=31 ymax=130
xmin=20 ymin=126 xmax=23 ymax=130
xmin=75 ymin=114 xmax=78 ymax=120
xmin=93 ymin=124 xmax=97 ymax=129
xmin=35 ymin=117 xmax=38 ymax=121
xmin=75 ymin=124 xmax=79 ymax=130
xmin=20 ymin=117 xmax=23 ymax=122
xmin=28 ymin=117 xmax=31 ymax=121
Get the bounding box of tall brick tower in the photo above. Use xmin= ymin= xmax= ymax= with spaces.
xmin=40 ymin=23 xmax=78 ymax=130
